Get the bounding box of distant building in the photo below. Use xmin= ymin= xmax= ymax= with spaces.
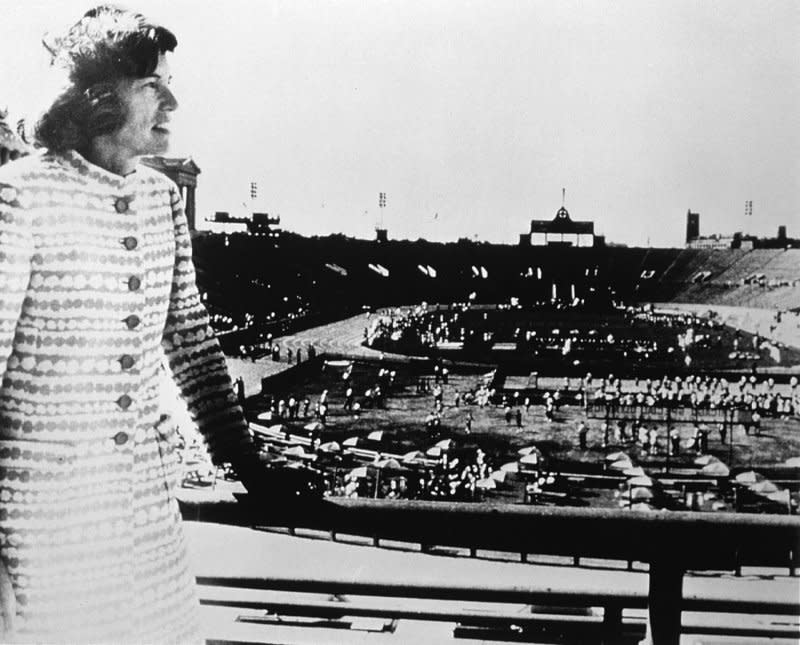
xmin=209 ymin=211 xmax=281 ymax=236
xmin=141 ymin=156 xmax=201 ymax=230
xmin=520 ymin=205 xmax=603 ymax=247
xmin=685 ymin=209 xmax=798 ymax=249
xmin=685 ymin=210 xmax=700 ymax=244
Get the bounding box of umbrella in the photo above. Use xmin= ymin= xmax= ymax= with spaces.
xmin=630 ymin=487 xmax=654 ymax=501
xmin=734 ymin=470 xmax=764 ymax=485
xmin=350 ymin=466 xmax=368 ymax=478
xmin=608 ymin=458 xmax=633 ymax=471
xmin=518 ymin=446 xmax=543 ymax=457
xmin=748 ymin=480 xmax=780 ymax=495
xmin=476 ymin=478 xmax=496 ymax=490
xmin=268 ymin=424 xmax=288 ymax=433
xmin=426 ymin=446 xmax=444 ymax=458
xmin=700 ymin=461 xmax=730 ymax=477
xmin=693 ymin=454 xmax=716 ymax=466
xmin=622 ymin=466 xmax=647 ymax=477
xmin=500 ymin=461 xmax=519 ymax=473
xmin=318 ymin=441 xmax=341 ymax=453
xmin=304 ymin=421 xmax=325 ymax=432
xmin=370 ymin=458 xmax=405 ymax=473
xmin=435 ymin=438 xmax=453 ymax=449
xmin=256 ymin=411 xmax=274 ymax=421
xmin=489 ymin=470 xmax=508 ymax=483
xmin=283 ymin=446 xmax=307 ymax=457
xmin=520 ymin=453 xmax=540 ymax=465
xmin=605 ymin=451 xmax=629 ymax=462
xmin=401 ymin=450 xmax=425 ymax=463
xmin=367 ymin=430 xmax=384 ymax=442
xmin=342 ymin=436 xmax=359 ymax=447
xmin=628 ymin=475 xmax=655 ymax=487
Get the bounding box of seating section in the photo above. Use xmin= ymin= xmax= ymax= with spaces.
xmin=192 ymin=233 xmax=800 ymax=344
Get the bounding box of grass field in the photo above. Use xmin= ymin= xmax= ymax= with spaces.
xmin=242 ymin=356 xmax=800 ymax=512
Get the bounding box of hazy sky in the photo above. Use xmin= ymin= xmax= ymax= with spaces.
xmin=1 ymin=1 xmax=798 ymax=246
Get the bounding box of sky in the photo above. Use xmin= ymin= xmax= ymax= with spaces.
xmin=1 ymin=0 xmax=798 ymax=247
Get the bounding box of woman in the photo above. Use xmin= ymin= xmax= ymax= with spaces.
xmin=0 ymin=6 xmax=267 ymax=642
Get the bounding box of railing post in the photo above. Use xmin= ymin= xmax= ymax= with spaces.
xmin=645 ymin=559 xmax=685 ymax=645
xmin=602 ymin=602 xmax=623 ymax=644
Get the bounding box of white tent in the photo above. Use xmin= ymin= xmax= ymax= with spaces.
xmin=608 ymin=457 xmax=634 ymax=471
xmin=700 ymin=460 xmax=730 ymax=477
xmin=622 ymin=466 xmax=647 ymax=477
xmin=748 ymin=479 xmax=780 ymax=495
xmin=734 ymin=470 xmax=764 ymax=485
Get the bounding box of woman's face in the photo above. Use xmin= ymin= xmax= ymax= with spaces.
xmin=106 ymin=52 xmax=178 ymax=160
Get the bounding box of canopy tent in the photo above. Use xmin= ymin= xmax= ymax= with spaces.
xmin=622 ymin=466 xmax=647 ymax=477
xmin=630 ymin=487 xmax=654 ymax=501
xmin=748 ymin=479 xmax=780 ymax=495
xmin=700 ymin=460 xmax=730 ymax=477
xmin=734 ymin=470 xmax=764 ymax=485
xmin=608 ymin=457 xmax=634 ymax=471
xmin=318 ymin=441 xmax=341 ymax=453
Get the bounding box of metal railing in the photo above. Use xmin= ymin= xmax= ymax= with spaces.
xmin=184 ymin=496 xmax=800 ymax=644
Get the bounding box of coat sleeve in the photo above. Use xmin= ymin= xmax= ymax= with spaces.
xmin=0 ymin=180 xmax=33 ymax=379
xmin=160 ymin=182 xmax=257 ymax=466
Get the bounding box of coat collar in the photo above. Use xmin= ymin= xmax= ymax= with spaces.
xmin=61 ymin=149 xmax=139 ymax=189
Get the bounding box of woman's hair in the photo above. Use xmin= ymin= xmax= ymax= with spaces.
xmin=33 ymin=5 xmax=177 ymax=152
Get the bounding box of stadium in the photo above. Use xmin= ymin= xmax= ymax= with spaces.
xmin=2 ymin=113 xmax=799 ymax=644
xmin=185 ymin=196 xmax=800 ymax=643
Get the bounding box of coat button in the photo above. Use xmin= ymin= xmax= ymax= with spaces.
xmin=113 ymin=431 xmax=129 ymax=446
xmin=123 ymin=236 xmax=138 ymax=250
xmin=128 ymin=275 xmax=141 ymax=291
xmin=117 ymin=394 xmax=132 ymax=409
xmin=124 ymin=314 xmax=140 ymax=330
xmin=114 ymin=198 xmax=129 ymax=213
xmin=119 ymin=355 xmax=135 ymax=370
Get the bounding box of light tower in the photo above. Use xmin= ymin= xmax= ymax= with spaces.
xmin=376 ymin=192 xmax=388 ymax=242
